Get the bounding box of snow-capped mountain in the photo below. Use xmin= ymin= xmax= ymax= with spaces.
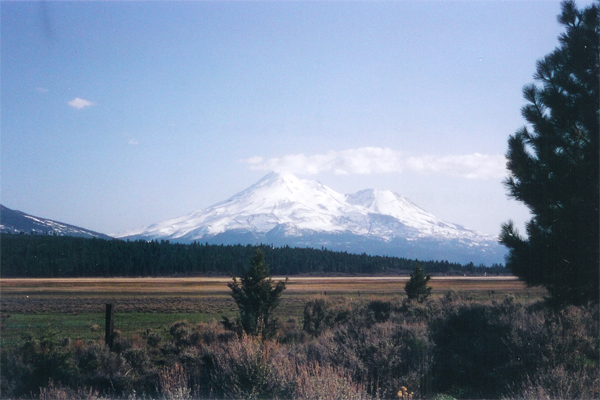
xmin=116 ymin=173 xmax=506 ymax=264
xmin=0 ymin=204 xmax=112 ymax=239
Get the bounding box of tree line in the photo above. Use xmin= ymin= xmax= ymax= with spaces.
xmin=0 ymin=234 xmax=506 ymax=277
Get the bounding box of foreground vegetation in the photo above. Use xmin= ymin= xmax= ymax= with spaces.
xmin=1 ymin=292 xmax=597 ymax=399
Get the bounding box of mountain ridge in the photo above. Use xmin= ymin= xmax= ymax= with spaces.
xmin=0 ymin=204 xmax=112 ymax=240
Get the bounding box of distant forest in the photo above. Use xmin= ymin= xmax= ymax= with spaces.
xmin=0 ymin=234 xmax=507 ymax=277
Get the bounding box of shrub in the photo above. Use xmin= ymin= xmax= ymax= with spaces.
xmin=123 ymin=348 xmax=153 ymax=376
xmin=293 ymin=362 xmax=372 ymax=400
xmin=506 ymin=364 xmax=599 ymax=400
xmin=75 ymin=343 xmax=131 ymax=396
xmin=15 ymin=330 xmax=78 ymax=398
xmin=303 ymin=298 xmax=334 ymax=336
xmin=431 ymin=301 xmax=517 ymax=398
xmin=157 ymin=363 xmax=191 ymax=400
xmin=318 ymin=321 xmax=432 ymax=399
xmin=38 ymin=380 xmax=109 ymax=400
xmin=303 ymin=297 xmax=353 ymax=336
xmin=502 ymin=303 xmax=599 ymax=399
xmin=169 ymin=321 xmax=195 ymax=348
xmin=200 ymin=336 xmax=293 ymax=399
xmin=367 ymin=300 xmax=392 ymax=323
xmin=147 ymin=332 xmax=163 ymax=348
xmin=429 ymin=297 xmax=600 ymax=399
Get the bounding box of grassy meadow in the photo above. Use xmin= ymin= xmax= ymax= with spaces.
xmin=0 ymin=276 xmax=544 ymax=345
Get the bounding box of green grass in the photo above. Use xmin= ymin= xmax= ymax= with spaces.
xmin=0 ymin=312 xmax=235 ymax=347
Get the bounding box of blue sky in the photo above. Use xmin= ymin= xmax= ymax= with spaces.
xmin=1 ymin=1 xmax=587 ymax=237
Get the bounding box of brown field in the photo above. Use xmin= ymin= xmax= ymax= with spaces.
xmin=0 ymin=275 xmax=530 ymax=293
xmin=0 ymin=275 xmax=544 ymax=314
xmin=0 ymin=275 xmax=541 ymax=298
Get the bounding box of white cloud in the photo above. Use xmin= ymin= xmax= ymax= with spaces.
xmin=242 ymin=147 xmax=506 ymax=180
xmin=35 ymin=87 xmax=48 ymax=93
xmin=245 ymin=156 xmax=264 ymax=164
xmin=243 ymin=147 xmax=403 ymax=175
xmin=406 ymin=153 xmax=507 ymax=179
xmin=68 ymin=97 xmax=95 ymax=109
xmin=128 ymin=138 xmax=139 ymax=146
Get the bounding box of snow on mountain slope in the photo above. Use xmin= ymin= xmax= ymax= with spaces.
xmin=346 ymin=189 xmax=480 ymax=240
xmin=116 ymin=172 xmax=504 ymax=264
xmin=0 ymin=204 xmax=112 ymax=239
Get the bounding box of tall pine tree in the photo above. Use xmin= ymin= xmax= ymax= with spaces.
xmin=500 ymin=0 xmax=599 ymax=307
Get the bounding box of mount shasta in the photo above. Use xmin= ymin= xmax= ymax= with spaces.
xmin=117 ymin=173 xmax=506 ymax=265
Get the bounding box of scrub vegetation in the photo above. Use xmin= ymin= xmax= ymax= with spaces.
xmin=1 ymin=293 xmax=597 ymax=399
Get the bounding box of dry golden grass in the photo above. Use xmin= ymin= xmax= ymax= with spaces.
xmin=0 ymin=275 xmax=536 ymax=295
xmin=0 ymin=276 xmax=545 ymax=316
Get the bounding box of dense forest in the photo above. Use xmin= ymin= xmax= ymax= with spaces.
xmin=0 ymin=234 xmax=506 ymax=277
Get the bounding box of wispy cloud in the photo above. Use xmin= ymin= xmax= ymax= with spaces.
xmin=35 ymin=87 xmax=48 ymax=93
xmin=405 ymin=153 xmax=506 ymax=179
xmin=242 ymin=147 xmax=506 ymax=180
xmin=68 ymin=97 xmax=95 ymax=110
xmin=128 ymin=138 xmax=139 ymax=146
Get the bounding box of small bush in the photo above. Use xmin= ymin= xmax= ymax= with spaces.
xmin=75 ymin=343 xmax=131 ymax=396
xmin=200 ymin=336 xmax=292 ymax=399
xmin=431 ymin=302 xmax=516 ymax=398
xmin=303 ymin=298 xmax=353 ymax=336
xmin=303 ymin=298 xmax=334 ymax=336
xmin=123 ymin=348 xmax=153 ymax=376
xmin=38 ymin=380 xmax=109 ymax=400
xmin=169 ymin=321 xmax=195 ymax=348
xmin=505 ymin=364 xmax=599 ymax=400
xmin=293 ymin=362 xmax=372 ymax=400
xmin=147 ymin=332 xmax=163 ymax=347
xmin=308 ymin=320 xmax=432 ymax=399
xmin=367 ymin=300 xmax=391 ymax=323
xmin=16 ymin=330 xmax=78 ymax=398
xmin=157 ymin=363 xmax=190 ymax=400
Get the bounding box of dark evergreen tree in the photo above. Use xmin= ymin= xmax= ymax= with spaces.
xmin=223 ymin=249 xmax=287 ymax=338
xmin=404 ymin=263 xmax=431 ymax=302
xmin=500 ymin=1 xmax=599 ymax=306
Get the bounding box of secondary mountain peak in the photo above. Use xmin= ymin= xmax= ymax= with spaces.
xmin=346 ymin=189 xmax=464 ymax=234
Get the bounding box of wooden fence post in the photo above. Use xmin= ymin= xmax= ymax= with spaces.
xmin=105 ymin=303 xmax=114 ymax=349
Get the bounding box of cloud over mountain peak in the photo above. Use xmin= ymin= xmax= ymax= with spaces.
xmin=242 ymin=147 xmax=506 ymax=179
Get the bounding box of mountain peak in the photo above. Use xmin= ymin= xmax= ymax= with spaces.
xmin=257 ymin=171 xmax=301 ymax=184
